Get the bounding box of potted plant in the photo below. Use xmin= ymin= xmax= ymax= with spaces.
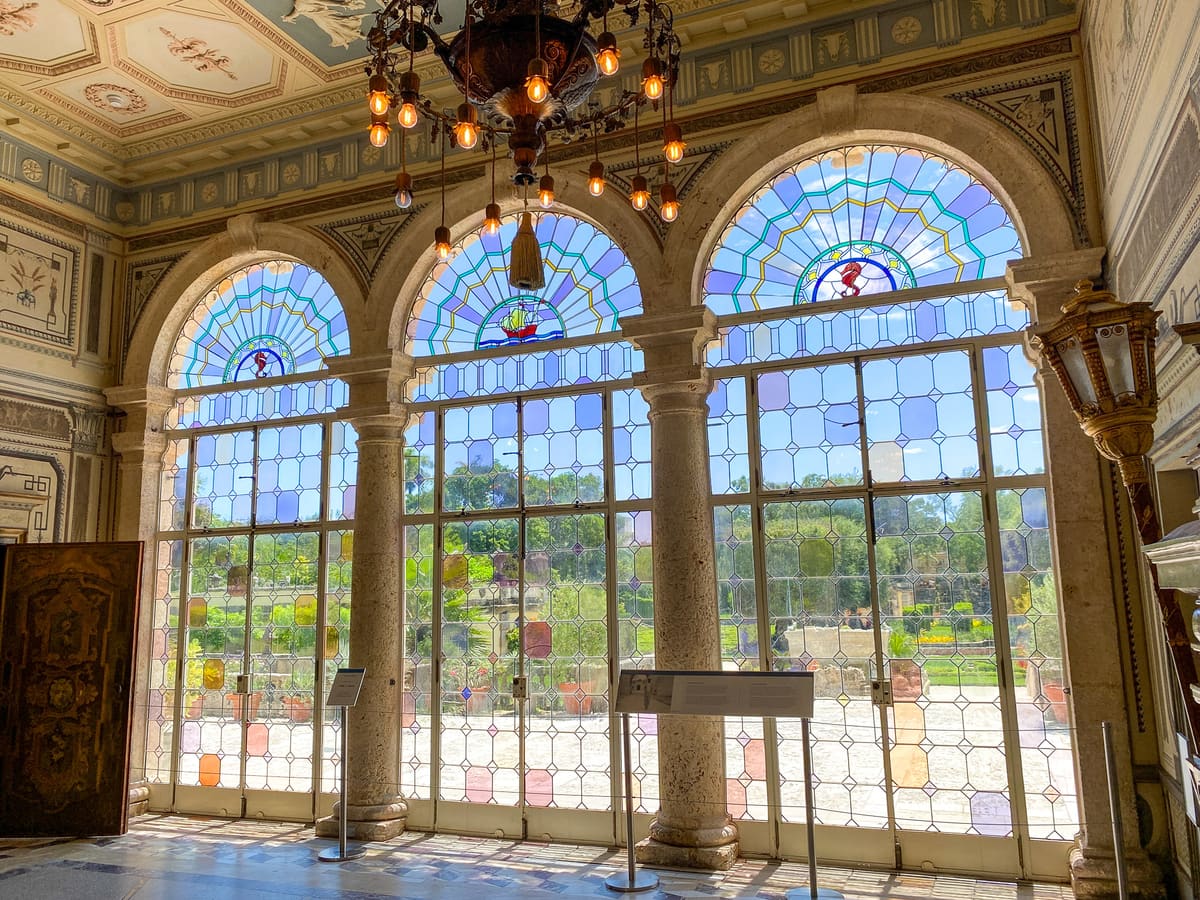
xmin=887 ymin=628 xmax=923 ymax=700
xmin=1030 ymin=591 xmax=1068 ymax=723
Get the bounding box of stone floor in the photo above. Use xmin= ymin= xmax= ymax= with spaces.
xmin=0 ymin=814 xmax=1077 ymax=899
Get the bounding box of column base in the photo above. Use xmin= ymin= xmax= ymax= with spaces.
xmin=315 ymin=799 xmax=408 ymax=842
xmin=635 ymin=836 xmax=739 ymax=870
xmin=1069 ymin=845 xmax=1166 ymax=899
xmin=127 ymin=781 xmax=150 ymax=819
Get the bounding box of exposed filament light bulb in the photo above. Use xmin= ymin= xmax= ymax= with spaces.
xmin=483 ymin=202 xmax=502 ymax=235
xmin=596 ymin=32 xmax=620 ymax=76
xmin=394 ymin=171 xmax=413 ymax=209
xmin=434 ymin=225 xmax=451 ymax=260
xmin=587 ymin=160 xmax=605 ymax=197
xmin=659 ymin=182 xmax=679 ymax=222
xmin=526 ymin=58 xmax=550 ymax=104
xmin=538 ymin=173 xmax=555 ymax=209
xmin=641 ymin=58 xmax=664 ymax=101
xmin=367 ymin=73 xmax=390 ymax=117
xmin=453 ymin=102 xmax=479 ymax=149
xmin=368 ymin=115 xmax=390 ymax=148
xmin=630 ymin=174 xmax=650 ymax=211
xmin=662 ymin=121 xmax=685 ymax=164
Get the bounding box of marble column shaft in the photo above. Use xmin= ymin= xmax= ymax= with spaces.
xmin=623 ymin=309 xmax=738 ymax=870
xmin=316 ymin=410 xmax=409 ymax=841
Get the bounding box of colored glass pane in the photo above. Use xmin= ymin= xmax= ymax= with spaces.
xmin=704 ymin=146 xmax=1022 ymax=313
xmin=167 ymin=261 xmax=349 ymax=388
xmin=407 ymin=213 xmax=641 ymax=355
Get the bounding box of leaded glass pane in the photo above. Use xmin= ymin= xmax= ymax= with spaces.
xmin=191 ymin=430 xmax=254 ymax=527
xmin=408 ymin=213 xmax=641 ymax=355
xmin=167 ymin=380 xmax=350 ymax=430
xmin=402 ymin=524 xmax=434 ymax=800
xmin=616 ymin=510 xmax=658 ymax=814
xmin=708 ymin=291 xmax=1028 ymax=368
xmin=523 ymin=394 xmax=605 ymax=507
xmin=875 ymin=492 xmax=1010 ymax=835
xmin=715 ymin=505 xmax=768 ymax=821
xmin=257 ymin=424 xmax=324 ymax=525
xmin=322 ymin=530 xmax=352 ymax=792
xmin=765 ymin=499 xmax=884 ymax=828
xmin=245 ymin=532 xmax=319 ymax=792
xmin=403 ymin=413 xmax=435 ymax=515
xmin=442 ymin=403 xmax=519 ymax=513
xmin=179 ymin=534 xmax=250 ymax=788
xmin=439 ymin=518 xmax=520 ymax=805
xmin=329 ymin=421 xmax=358 ymax=520
xmin=758 ymin=364 xmax=863 ymax=490
xmin=168 ymin=261 xmax=349 ymax=388
xmin=406 ymin=341 xmax=641 ymax=402
xmin=708 ymin=378 xmax=750 ymax=495
xmin=862 ymin=351 xmax=979 ymax=484
xmin=159 ymin=439 xmax=189 ymax=531
xmin=612 ymin=389 xmax=651 ymax=501
xmin=145 ymin=540 xmax=182 ymax=784
xmin=985 ymin=345 xmax=1045 ymax=477
xmin=998 ymin=488 xmax=1077 ymax=840
xmin=704 ymin=146 xmax=1022 ymax=314
xmin=525 ymin=514 xmax=611 ymax=811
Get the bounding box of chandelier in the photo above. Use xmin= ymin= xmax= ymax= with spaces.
xmin=364 ymin=0 xmax=684 ymax=288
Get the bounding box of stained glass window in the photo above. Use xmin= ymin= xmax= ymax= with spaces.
xmin=407 ymin=213 xmax=641 ymax=356
xmin=167 ymin=261 xmax=350 ymax=388
xmin=704 ymin=146 xmax=1022 ymax=314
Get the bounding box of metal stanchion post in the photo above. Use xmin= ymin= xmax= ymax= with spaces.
xmin=786 ymin=717 xmax=843 ymax=900
xmin=1101 ymin=721 xmax=1129 ymax=900
xmin=319 ymin=705 xmax=366 ymax=863
xmin=606 ymin=712 xmax=658 ymax=893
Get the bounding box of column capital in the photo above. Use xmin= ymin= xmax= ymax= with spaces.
xmin=1005 ymin=248 xmax=1106 ymax=325
xmin=341 ymin=406 xmax=412 ymax=442
xmin=621 ymin=307 xmax=717 ymax=372
xmin=326 ymin=351 xmax=415 ymax=410
xmin=634 ymin=367 xmax=713 ymax=412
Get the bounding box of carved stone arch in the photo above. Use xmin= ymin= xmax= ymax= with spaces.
xmin=672 ymin=87 xmax=1079 ymax=311
xmin=122 ymin=215 xmax=367 ymax=392
xmin=372 ymin=170 xmax=667 ymax=353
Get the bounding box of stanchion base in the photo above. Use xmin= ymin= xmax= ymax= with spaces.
xmin=605 ymin=870 xmax=659 ymax=893
xmin=784 ymin=889 xmax=844 ymax=900
xmin=318 ymin=846 xmax=367 ymax=863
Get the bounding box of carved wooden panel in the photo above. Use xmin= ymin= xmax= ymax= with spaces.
xmin=0 ymin=542 xmax=142 ymax=836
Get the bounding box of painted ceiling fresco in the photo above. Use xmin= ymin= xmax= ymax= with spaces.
xmin=0 ymin=0 xmax=1076 ymax=183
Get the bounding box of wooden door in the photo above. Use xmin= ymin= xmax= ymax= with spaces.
xmin=0 ymin=542 xmax=142 ymax=836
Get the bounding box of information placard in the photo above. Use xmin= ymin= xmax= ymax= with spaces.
xmin=325 ymin=667 xmax=366 ymax=708
xmin=614 ymin=669 xmax=813 ymax=719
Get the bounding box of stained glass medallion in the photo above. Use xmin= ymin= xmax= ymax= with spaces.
xmin=168 ymin=261 xmax=350 ymax=388
xmin=407 ymin=213 xmax=641 ymax=356
xmin=705 ymin=146 xmax=1022 ymax=314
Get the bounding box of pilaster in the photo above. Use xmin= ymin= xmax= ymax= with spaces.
xmin=621 ymin=308 xmax=739 ymax=870
xmin=104 ymin=383 xmax=173 ymax=818
xmin=1007 ymin=254 xmax=1166 ymax=899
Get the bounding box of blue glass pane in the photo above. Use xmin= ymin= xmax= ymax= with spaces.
xmin=408 ymin=213 xmax=642 ymax=355
xmin=612 ymin=389 xmax=651 ymax=501
xmin=708 ymin=378 xmax=750 ymax=495
xmin=167 ymin=379 xmax=349 ymax=429
xmin=707 ymin=291 xmax=1028 ymax=367
xmin=168 ymin=261 xmax=350 ymax=388
xmin=984 ymin=345 xmax=1045 ymax=477
xmin=704 ymin=146 xmax=1023 ymax=314
xmin=406 ymin=342 xmax=641 ymax=402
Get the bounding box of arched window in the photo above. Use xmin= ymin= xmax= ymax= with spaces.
xmin=168 ymin=261 xmax=349 ymax=388
xmin=705 ymin=145 xmax=1021 ymax=313
xmin=701 ymin=144 xmax=1075 ymax=874
xmin=399 ymin=211 xmax=656 ymax=832
xmin=407 ymin=213 xmax=640 ymax=355
xmin=144 ymin=260 xmax=356 ymax=821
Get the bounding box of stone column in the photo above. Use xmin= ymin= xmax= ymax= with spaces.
xmin=315 ymin=352 xmax=413 ymax=841
xmin=104 ymin=384 xmax=174 ymax=818
xmin=1008 ymin=253 xmax=1165 ymax=899
xmin=621 ymin=309 xmax=739 ymax=870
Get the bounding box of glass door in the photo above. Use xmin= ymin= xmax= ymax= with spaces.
xmin=427 ymin=394 xmax=618 ymax=842
xmin=172 ymin=424 xmax=327 ymax=821
xmin=722 ymin=348 xmax=1027 ymax=876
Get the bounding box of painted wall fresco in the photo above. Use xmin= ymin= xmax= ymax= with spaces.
xmin=0 ymin=218 xmax=76 ymax=348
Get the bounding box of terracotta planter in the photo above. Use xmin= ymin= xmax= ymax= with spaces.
xmin=402 ymin=691 xmax=416 ymax=727
xmin=1042 ymin=681 xmax=1069 ymax=724
xmin=890 ymin=659 xmax=924 ymax=700
xmin=559 ymin=682 xmax=592 ymax=715
xmin=283 ymin=696 xmax=312 ymax=723
xmin=465 ymin=686 xmax=490 ymax=715
xmin=226 ymin=691 xmax=263 ymax=721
